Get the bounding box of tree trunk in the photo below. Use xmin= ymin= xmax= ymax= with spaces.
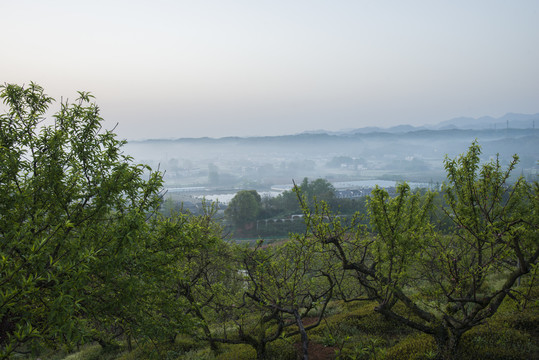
xmin=127 ymin=334 xmax=132 ymax=352
xmin=434 ymin=327 xmax=461 ymax=360
xmin=96 ymin=338 xmax=120 ymax=352
xmin=255 ymin=342 xmax=267 ymax=360
xmin=294 ymin=309 xmax=309 ymax=360
xmin=180 ymin=284 xmax=218 ymax=352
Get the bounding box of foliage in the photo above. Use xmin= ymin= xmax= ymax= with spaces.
xmin=0 ymin=83 xmax=163 ymax=357
xmin=302 ymin=142 xmax=539 ymax=360
xmin=0 ymin=84 xmax=231 ymax=358
xmin=188 ymin=234 xmax=339 ymax=359
xmin=458 ymin=324 xmax=538 ymax=360
xmin=225 ymin=190 xmax=262 ymax=227
xmin=239 ymin=235 xmax=338 ymax=359
xmin=263 ymin=177 xmax=336 ymax=217
xmin=298 ymin=177 xmax=336 ymax=205
xmin=382 ymin=333 xmax=436 ymax=360
xmin=3 ymin=84 xmax=536 ymax=360
xmin=213 ymin=340 xmax=296 ymax=360
xmin=160 ymin=206 xmax=236 ymax=352
xmin=85 ymin=205 xmax=229 ymax=353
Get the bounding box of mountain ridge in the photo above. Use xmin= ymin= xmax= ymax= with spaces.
xmin=130 ymin=113 xmax=539 ymax=142
xmin=312 ymin=112 xmax=539 ymax=136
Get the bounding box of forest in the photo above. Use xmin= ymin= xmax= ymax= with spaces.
xmin=1 ymin=83 xmax=538 ymax=360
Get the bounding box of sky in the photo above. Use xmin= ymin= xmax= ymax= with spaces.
xmin=2 ymin=0 xmax=539 ymax=139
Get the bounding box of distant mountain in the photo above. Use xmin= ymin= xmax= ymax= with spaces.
xmin=126 ymin=128 xmax=538 ymax=186
xmin=433 ymin=113 xmax=539 ymax=130
xmin=300 ymin=124 xmax=428 ymax=136
xmin=297 ymin=112 xmax=539 ymax=136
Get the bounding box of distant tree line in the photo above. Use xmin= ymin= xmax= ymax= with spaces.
xmin=222 ymin=178 xmax=457 ymax=239
xmin=223 ymin=178 xmax=369 ymax=238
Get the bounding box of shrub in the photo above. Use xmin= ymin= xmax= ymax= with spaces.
xmin=266 ymin=339 xmax=297 ymax=360
xmin=60 ymin=345 xmax=103 ymax=360
xmin=179 ymin=348 xmax=216 ymax=360
xmin=382 ymin=333 xmax=436 ymax=360
xmin=317 ymin=302 xmax=411 ymax=338
xmin=458 ymin=325 xmax=538 ymax=360
xmin=175 ymin=335 xmax=204 ymax=352
xmin=216 ymin=344 xmax=255 ymax=360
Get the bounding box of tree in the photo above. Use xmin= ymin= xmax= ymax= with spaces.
xmin=225 ymin=190 xmax=262 ymax=228
xmin=79 ymin=209 xmax=218 ymax=353
xmin=0 ymin=83 xmax=163 ymax=357
xmin=152 ymin=204 xmax=230 ymax=351
xmin=240 ymin=236 xmax=337 ymax=360
xmin=187 ymin=236 xmax=336 ymax=360
xmin=303 ymin=143 xmax=538 ymax=360
xmin=267 ymin=189 xmax=301 ymax=215
xmin=298 ymin=177 xmax=335 ymax=206
xmin=266 ymin=178 xmax=336 ymax=217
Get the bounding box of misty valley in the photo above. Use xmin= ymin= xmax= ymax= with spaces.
xmin=125 ymin=125 xmax=539 ymax=220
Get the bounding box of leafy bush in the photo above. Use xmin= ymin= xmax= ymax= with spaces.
xmin=337 ymin=336 xmax=388 ymax=360
xmin=458 ymin=325 xmax=538 ymax=360
xmin=216 ymin=344 xmax=255 ymax=360
xmin=266 ymin=339 xmax=298 ymax=360
xmin=313 ymin=302 xmax=411 ymax=339
xmin=382 ymin=333 xmax=436 ymax=360
xmin=213 ymin=339 xmax=296 ymax=360
xmin=174 ymin=335 xmax=204 ymax=353
xmin=179 ymin=348 xmax=216 ymax=360
xmin=55 ymin=345 xmax=103 ymax=360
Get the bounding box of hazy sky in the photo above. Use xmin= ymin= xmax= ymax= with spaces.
xmin=2 ymin=0 xmax=539 ymax=139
